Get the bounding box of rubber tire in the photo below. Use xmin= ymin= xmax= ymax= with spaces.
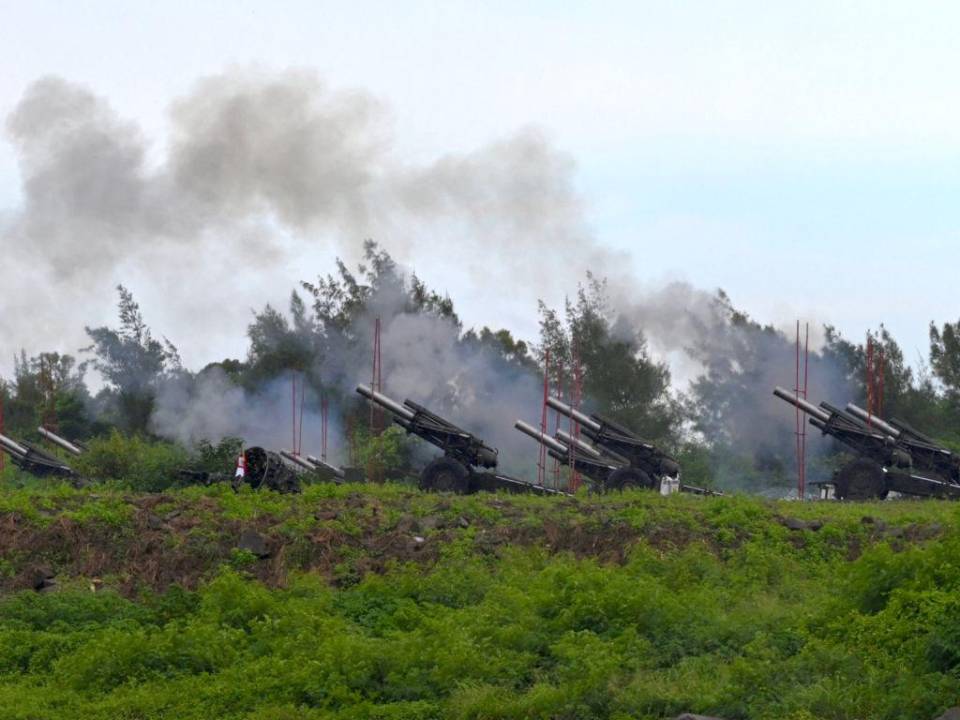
xmin=419 ymin=457 xmax=471 ymax=494
xmin=604 ymin=466 xmax=654 ymax=493
xmin=834 ymin=458 xmax=887 ymax=500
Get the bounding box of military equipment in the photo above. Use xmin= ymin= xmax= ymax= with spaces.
xmin=544 ymin=397 xmax=685 ymax=492
xmin=36 ymin=427 xmax=85 ymax=456
xmin=774 ymin=386 xmax=960 ymax=500
xmin=280 ymin=450 xmax=345 ymax=483
xmin=514 ymin=420 xmax=622 ymax=486
xmin=306 ymin=454 xmax=347 ymax=480
xmin=280 ymin=449 xmax=320 ymax=472
xmin=357 ymin=384 xmax=565 ymax=495
xmin=0 ymin=432 xmax=76 ymax=478
xmin=845 ymin=402 xmax=960 ymax=494
xmin=515 ymin=418 xmax=719 ymax=496
xmin=179 ymin=447 xmax=301 ymax=494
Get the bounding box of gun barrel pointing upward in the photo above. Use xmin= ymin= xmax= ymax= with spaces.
xmin=356 ymin=384 xmax=416 ymax=422
xmin=306 ymin=455 xmax=347 ymax=479
xmin=554 ymin=429 xmax=603 ymax=459
xmin=514 ymin=420 xmax=569 ymax=455
xmin=844 ymin=404 xmax=902 ymax=438
xmin=545 ymin=396 xmax=602 ymax=433
xmin=36 ymin=427 xmax=84 ymax=456
xmin=280 ymin=449 xmax=320 ymax=472
xmin=0 ymin=433 xmax=29 ymax=457
xmin=772 ymin=386 xmax=831 ymax=423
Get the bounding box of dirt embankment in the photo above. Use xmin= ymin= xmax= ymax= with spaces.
xmin=0 ymin=488 xmax=947 ymax=597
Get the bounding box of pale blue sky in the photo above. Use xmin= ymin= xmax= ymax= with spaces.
xmin=3 ymin=1 xmax=959 ymax=369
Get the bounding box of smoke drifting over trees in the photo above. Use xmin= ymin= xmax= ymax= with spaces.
xmin=9 ymin=67 xmax=955 ymax=490
xmin=1 ymin=68 xmax=611 ymax=369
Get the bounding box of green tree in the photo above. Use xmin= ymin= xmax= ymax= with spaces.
xmin=84 ymin=286 xmax=180 ymax=434
xmin=538 ymin=275 xmax=679 ymax=443
xmin=0 ymin=351 xmax=97 ymax=440
xmin=824 ymin=324 xmax=940 ymax=435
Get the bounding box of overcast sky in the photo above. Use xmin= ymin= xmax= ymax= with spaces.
xmin=3 ymin=1 xmax=959 ymax=375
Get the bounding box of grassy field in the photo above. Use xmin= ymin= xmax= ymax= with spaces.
xmin=0 ymin=479 xmax=958 ymax=719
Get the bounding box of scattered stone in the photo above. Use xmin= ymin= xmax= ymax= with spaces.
xmin=457 ymin=516 xmax=470 ymax=529
xmin=934 ymin=707 xmax=960 ymax=720
xmin=146 ymin=514 xmax=164 ymax=530
xmin=30 ymin=566 xmax=56 ymax=592
xmin=394 ymin=515 xmax=417 ymax=533
xmin=412 ymin=536 xmax=426 ymax=544
xmin=418 ymin=515 xmax=443 ymax=531
xmin=163 ymin=509 xmax=182 ymax=522
xmin=912 ymin=523 xmax=943 ymax=540
xmin=781 ymin=517 xmax=823 ymax=531
xmin=861 ymin=516 xmax=887 ymax=531
xmin=237 ymin=529 xmax=270 ymax=559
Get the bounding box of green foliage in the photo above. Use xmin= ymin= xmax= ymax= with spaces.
xmin=0 ymin=488 xmax=957 ymax=718
xmin=72 ymin=431 xmax=188 ymax=491
xmin=538 ymin=275 xmax=679 ymax=444
xmin=352 ymin=426 xmax=412 ymax=476
xmin=191 ymin=436 xmax=244 ymax=474
xmin=83 ymin=285 xmax=181 ymax=433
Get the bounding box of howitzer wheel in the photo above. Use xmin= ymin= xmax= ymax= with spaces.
xmin=834 ymin=458 xmax=887 ymax=500
xmin=419 ymin=457 xmax=470 ymax=494
xmin=604 ymin=467 xmax=655 ymax=493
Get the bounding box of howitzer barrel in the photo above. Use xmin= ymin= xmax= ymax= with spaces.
xmin=545 ymin=397 xmax=602 ymax=433
xmin=773 ymin=386 xmax=831 ymax=423
xmin=36 ymin=427 xmax=84 ymax=456
xmin=280 ymin=450 xmax=319 ymax=472
xmin=514 ymin=420 xmax=569 ymax=455
xmin=0 ymin=433 xmax=29 ymax=458
xmin=356 ymin=385 xmax=416 ymax=421
xmin=554 ymin=429 xmax=603 ymax=459
xmin=844 ymin=404 xmax=901 ymax=439
xmin=306 ymin=455 xmax=347 ymax=479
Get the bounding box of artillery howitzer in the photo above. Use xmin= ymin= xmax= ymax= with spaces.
xmin=0 ymin=431 xmax=77 ymax=479
xmin=514 ymin=419 xmax=625 ymax=489
xmin=515 ymin=412 xmax=718 ymax=495
xmin=279 ymin=449 xmax=347 ymax=482
xmin=37 ymin=427 xmax=86 ymax=456
xmin=538 ymin=398 xmax=713 ymax=494
xmin=179 ymin=447 xmax=302 ymax=494
xmin=357 ymin=384 xmax=565 ymax=495
xmin=773 ymin=386 xmax=960 ymax=500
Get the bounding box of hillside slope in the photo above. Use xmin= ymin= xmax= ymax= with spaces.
xmin=0 ymin=484 xmax=958 ymax=719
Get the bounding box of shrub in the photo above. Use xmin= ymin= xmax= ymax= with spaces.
xmin=72 ymin=431 xmax=188 ymax=491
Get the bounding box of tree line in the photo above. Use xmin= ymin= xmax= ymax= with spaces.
xmin=3 ymin=241 xmax=960 ymax=489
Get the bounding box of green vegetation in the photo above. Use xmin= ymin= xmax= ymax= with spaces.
xmin=0 ymin=484 xmax=957 ymax=719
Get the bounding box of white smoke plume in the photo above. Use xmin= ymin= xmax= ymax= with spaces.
xmin=1 ymin=67 xmax=853 ymax=487
xmin=1 ymin=68 xmax=610 ymax=371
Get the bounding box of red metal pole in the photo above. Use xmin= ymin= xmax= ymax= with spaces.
xmin=801 ymin=323 xmax=809 ymax=499
xmin=0 ymin=393 xmax=4 ymax=473
xmin=371 ymin=318 xmax=382 ymax=434
xmin=538 ymin=350 xmax=550 ymax=487
xmin=552 ymin=368 xmax=563 ymax=484
xmin=321 ymin=394 xmax=329 ymax=462
xmin=877 ymin=347 xmax=885 ymax=417
xmin=298 ymin=372 xmax=305 ymax=455
xmin=570 ymin=338 xmax=583 ymax=492
xmin=291 ymin=371 xmax=297 ymax=454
